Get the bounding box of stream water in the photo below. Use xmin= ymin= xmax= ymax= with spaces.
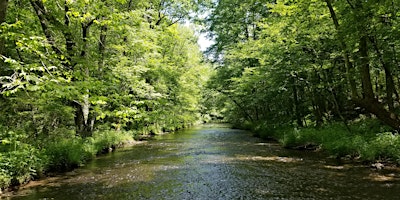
xmin=5 ymin=124 xmax=400 ymax=199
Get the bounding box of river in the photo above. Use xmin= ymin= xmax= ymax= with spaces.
xmin=5 ymin=124 xmax=400 ymax=199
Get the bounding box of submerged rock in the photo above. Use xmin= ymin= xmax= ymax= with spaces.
xmin=291 ymin=143 xmax=320 ymax=151
xmin=371 ymin=162 xmax=384 ymax=170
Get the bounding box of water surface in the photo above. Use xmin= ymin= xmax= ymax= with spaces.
xmin=6 ymin=124 xmax=400 ymax=199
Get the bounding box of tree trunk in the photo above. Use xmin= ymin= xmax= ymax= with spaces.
xmin=0 ymin=0 xmax=8 ymax=77
xmin=359 ymin=36 xmax=374 ymax=99
xmin=64 ymin=1 xmax=75 ymax=68
xmin=73 ymin=99 xmax=93 ymax=138
xmin=74 ymin=21 xmax=95 ymax=137
xmin=98 ymin=24 xmax=107 ymax=69
xmin=29 ymin=0 xmax=62 ymax=55
xmin=0 ymin=0 xmax=8 ymax=56
xmin=356 ymin=36 xmax=400 ymax=129
xmin=0 ymin=0 xmax=7 ymax=25
xmin=369 ymin=36 xmax=396 ymax=112
xmin=325 ymin=0 xmax=400 ymax=130
xmin=311 ymin=71 xmax=324 ymax=127
xmin=355 ymin=98 xmax=400 ymax=130
xmin=325 ymin=0 xmax=358 ymax=99
xmin=291 ymin=75 xmax=303 ymax=127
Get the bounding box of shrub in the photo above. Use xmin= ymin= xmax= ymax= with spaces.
xmin=280 ymin=128 xmax=301 ymax=147
xmin=0 ymin=128 xmax=46 ymax=189
xmin=44 ymin=137 xmax=92 ymax=171
xmin=360 ymin=132 xmax=400 ymax=162
xmin=0 ymin=125 xmax=135 ymax=190
xmin=351 ymin=117 xmax=391 ymax=136
xmin=43 ymin=131 xmax=134 ymax=172
xmin=252 ymin=120 xmax=400 ymax=163
xmin=0 ymin=170 xmax=12 ymax=190
xmin=90 ymin=130 xmax=134 ymax=154
xmin=0 ymin=146 xmax=46 ymax=188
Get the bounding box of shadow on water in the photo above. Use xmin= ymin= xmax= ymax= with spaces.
xmin=5 ymin=124 xmax=400 ymax=200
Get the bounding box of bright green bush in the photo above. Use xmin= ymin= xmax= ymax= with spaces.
xmin=90 ymin=131 xmax=133 ymax=154
xmin=0 ymin=169 xmax=12 ymax=190
xmin=280 ymin=128 xmax=301 ymax=147
xmin=252 ymin=120 xmax=400 ymax=163
xmin=42 ymin=130 xmax=134 ymax=172
xmin=44 ymin=138 xmax=92 ymax=171
xmin=351 ymin=118 xmax=392 ymax=136
xmin=359 ymin=132 xmax=400 ymax=162
xmin=0 ymin=146 xmax=45 ymax=188
xmin=0 ymin=128 xmax=47 ymax=189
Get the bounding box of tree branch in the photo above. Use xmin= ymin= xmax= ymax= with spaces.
xmin=29 ymin=0 xmax=62 ymax=55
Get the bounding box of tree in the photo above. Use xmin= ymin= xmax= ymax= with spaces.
xmin=203 ymin=0 xmax=400 ymax=130
xmin=0 ymin=0 xmax=210 ymax=138
xmin=325 ymin=0 xmax=400 ymax=129
xmin=0 ymin=0 xmax=8 ymax=55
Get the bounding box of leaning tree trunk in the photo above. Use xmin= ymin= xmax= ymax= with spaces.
xmin=325 ymin=0 xmax=400 ymax=130
xmin=356 ymin=36 xmax=400 ymax=130
xmin=30 ymin=0 xmax=62 ymax=55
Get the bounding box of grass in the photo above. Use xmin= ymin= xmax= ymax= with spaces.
xmin=0 ymin=130 xmax=135 ymax=191
xmin=45 ymin=130 xmax=135 ymax=172
xmin=246 ymin=119 xmax=400 ymax=164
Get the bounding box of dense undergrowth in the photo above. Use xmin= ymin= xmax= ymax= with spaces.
xmin=238 ymin=118 xmax=400 ymax=164
xmin=0 ymin=129 xmax=135 ymax=191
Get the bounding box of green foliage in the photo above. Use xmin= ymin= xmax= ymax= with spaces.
xmin=44 ymin=137 xmax=91 ymax=171
xmin=0 ymin=0 xmax=210 ymax=190
xmin=204 ymin=0 xmax=400 ymax=131
xmin=1 ymin=0 xmax=209 ymax=139
xmin=351 ymin=117 xmax=392 ymax=136
xmin=360 ymin=133 xmax=400 ymax=162
xmin=44 ymin=131 xmax=134 ymax=171
xmin=249 ymin=119 xmax=400 ymax=163
xmin=275 ymin=123 xmax=368 ymax=158
xmin=0 ymin=170 xmax=12 ymax=190
xmin=90 ymin=131 xmax=133 ymax=154
xmin=0 ymin=143 xmax=45 ymax=188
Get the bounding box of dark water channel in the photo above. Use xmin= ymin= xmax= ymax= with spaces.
xmin=6 ymin=124 xmax=400 ymax=199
